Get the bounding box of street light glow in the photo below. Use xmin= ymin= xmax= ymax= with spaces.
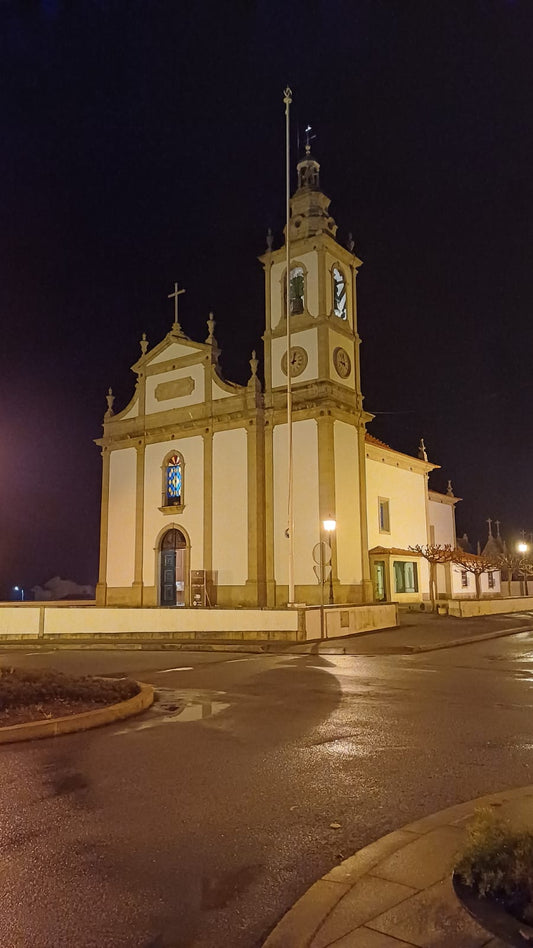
xmin=323 ymin=518 xmax=336 ymax=532
xmin=518 ymin=542 xmax=528 ymax=554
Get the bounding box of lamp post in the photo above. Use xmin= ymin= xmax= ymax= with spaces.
xmin=517 ymin=541 xmax=529 ymax=596
xmin=13 ymin=585 xmax=24 ymax=602
xmin=323 ymin=518 xmax=336 ymax=605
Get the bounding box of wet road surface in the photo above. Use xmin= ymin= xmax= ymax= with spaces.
xmin=2 ymin=631 xmax=533 ymax=946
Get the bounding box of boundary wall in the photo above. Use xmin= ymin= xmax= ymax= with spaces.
xmin=0 ymin=601 xmax=398 ymax=642
xmin=447 ymin=596 xmax=533 ymax=618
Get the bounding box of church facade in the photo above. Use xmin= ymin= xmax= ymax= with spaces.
xmin=95 ymin=151 xmax=463 ymax=609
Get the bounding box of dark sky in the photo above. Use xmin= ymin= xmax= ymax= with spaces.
xmin=1 ymin=0 xmax=532 ymax=598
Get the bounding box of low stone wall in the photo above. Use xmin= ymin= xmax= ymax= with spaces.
xmin=304 ymin=602 xmax=398 ymax=640
xmin=0 ymin=601 xmax=399 ymax=642
xmin=447 ymin=596 xmax=533 ymax=618
xmin=0 ymin=604 xmax=302 ymax=640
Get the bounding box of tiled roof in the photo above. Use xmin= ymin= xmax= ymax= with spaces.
xmin=369 ymin=546 xmax=423 ymax=557
xmin=365 ymin=433 xmax=394 ymax=450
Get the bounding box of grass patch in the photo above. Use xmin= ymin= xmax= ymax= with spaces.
xmin=0 ymin=666 xmax=138 ymax=711
xmin=455 ymin=807 xmax=533 ymax=924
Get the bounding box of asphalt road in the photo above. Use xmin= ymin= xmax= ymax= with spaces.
xmin=2 ymin=629 xmax=533 ymax=947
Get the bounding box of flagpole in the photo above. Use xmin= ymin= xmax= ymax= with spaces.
xmin=283 ymin=86 xmax=295 ymax=606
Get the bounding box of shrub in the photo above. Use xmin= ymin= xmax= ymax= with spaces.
xmin=455 ymin=807 xmax=533 ymax=922
xmin=0 ymin=666 xmax=138 ymax=710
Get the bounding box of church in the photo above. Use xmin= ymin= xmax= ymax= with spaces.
xmin=95 ymin=147 xmax=471 ymax=610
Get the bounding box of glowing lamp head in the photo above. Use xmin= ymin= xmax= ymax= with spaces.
xmin=518 ymin=542 xmax=528 ymax=554
xmin=323 ymin=518 xmax=336 ymax=533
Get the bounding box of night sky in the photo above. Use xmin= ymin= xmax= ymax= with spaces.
xmin=1 ymin=0 xmax=532 ymax=599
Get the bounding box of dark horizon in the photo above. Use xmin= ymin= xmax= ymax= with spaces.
xmin=1 ymin=0 xmax=532 ymax=600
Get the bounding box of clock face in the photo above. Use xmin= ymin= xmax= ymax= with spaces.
xmin=281 ymin=346 xmax=308 ymax=377
xmin=333 ymin=346 xmax=351 ymax=378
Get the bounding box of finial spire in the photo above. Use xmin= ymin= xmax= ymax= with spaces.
xmin=347 ymin=232 xmax=355 ymax=253
xmin=266 ymin=227 xmax=273 ymax=252
xmin=206 ymin=312 xmax=217 ymax=345
xmin=446 ymin=480 xmax=454 ymax=497
xmin=105 ymin=387 xmax=115 ymax=418
xmin=418 ymin=438 xmax=428 ymax=461
xmin=495 ymin=519 xmax=501 ymax=539
xmin=487 ymin=517 xmax=493 ymax=538
xmin=140 ymin=332 xmax=148 ymax=355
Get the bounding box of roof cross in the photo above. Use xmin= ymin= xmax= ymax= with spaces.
xmin=168 ymin=281 xmax=185 ymax=333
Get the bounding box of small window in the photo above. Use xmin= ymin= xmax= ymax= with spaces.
xmin=332 ymin=267 xmax=347 ymax=319
xmin=393 ymin=561 xmax=418 ymax=594
xmin=461 ymin=570 xmax=469 ymax=588
xmin=488 ymin=571 xmax=496 ymax=589
xmin=378 ymin=498 xmax=390 ymax=534
xmin=165 ymin=453 xmax=183 ymax=506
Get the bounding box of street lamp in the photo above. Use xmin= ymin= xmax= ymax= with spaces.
xmin=517 ymin=541 xmax=530 ymax=596
xmin=323 ymin=518 xmax=336 ymax=605
xmin=13 ymin=586 xmax=24 ymax=602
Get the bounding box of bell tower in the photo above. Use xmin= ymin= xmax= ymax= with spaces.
xmin=260 ymin=146 xmax=364 ymax=408
xmin=259 ymin=146 xmax=373 ymax=607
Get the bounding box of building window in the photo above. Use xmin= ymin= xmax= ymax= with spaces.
xmin=393 ymin=561 xmax=418 ymax=594
xmin=488 ymin=571 xmax=496 ymax=589
xmin=165 ymin=453 xmax=183 ymax=506
xmin=286 ymin=266 xmax=305 ymax=315
xmin=378 ymin=498 xmax=390 ymax=534
xmin=461 ymin=570 xmax=469 ymax=588
xmin=332 ymin=267 xmax=347 ymax=319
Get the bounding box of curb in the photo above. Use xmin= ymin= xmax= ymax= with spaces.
xmin=407 ymin=623 xmax=533 ymax=653
xmin=0 ymin=680 xmax=154 ymax=745
xmin=263 ymin=783 xmax=533 ymax=948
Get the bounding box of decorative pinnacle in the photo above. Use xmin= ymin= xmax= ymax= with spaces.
xmin=140 ymin=332 xmax=148 ymax=355
xmin=283 ymin=86 xmax=292 ymax=112
xmin=418 ymin=438 xmax=428 ymax=462
xmin=105 ymin=387 xmax=115 ymax=417
xmin=347 ymin=232 xmax=355 ymax=253
xmin=487 ymin=517 xmax=493 ymax=538
xmin=446 ymin=480 xmax=454 ymax=497
xmin=249 ymin=350 xmax=258 ymax=377
xmin=266 ymin=227 xmax=273 ymax=252
xmin=206 ymin=312 xmax=216 ymax=345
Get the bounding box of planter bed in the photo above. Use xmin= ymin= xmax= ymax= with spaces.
xmin=0 ymin=666 xmax=139 ymax=727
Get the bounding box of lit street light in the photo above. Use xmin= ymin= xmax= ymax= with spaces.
xmin=13 ymin=585 xmax=24 ymax=601
xmin=323 ymin=517 xmax=336 ymax=605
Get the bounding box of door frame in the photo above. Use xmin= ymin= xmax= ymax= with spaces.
xmin=156 ymin=525 xmax=191 ymax=606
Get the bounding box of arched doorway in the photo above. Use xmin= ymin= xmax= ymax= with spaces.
xmin=160 ymin=528 xmax=188 ymax=606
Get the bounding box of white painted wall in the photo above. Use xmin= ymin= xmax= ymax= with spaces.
xmin=145 ymin=364 xmax=205 ymax=414
xmin=334 ymin=421 xmax=362 ymax=585
xmin=270 ymin=327 xmax=318 ymax=389
xmin=274 ymin=419 xmax=319 ymax=586
xmin=428 ymin=499 xmax=455 ymax=546
xmin=212 ymin=428 xmax=248 ymax=586
xmin=149 ymin=341 xmax=197 ymax=364
xmin=143 ymin=437 xmax=204 ymax=585
xmin=366 ymin=459 xmax=428 ymax=551
xmin=107 ymin=448 xmax=137 ymax=587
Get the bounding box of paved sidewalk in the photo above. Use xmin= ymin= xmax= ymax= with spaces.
xmin=263 ymin=785 xmax=533 ymax=947
xmin=289 ymin=609 xmax=533 ymax=656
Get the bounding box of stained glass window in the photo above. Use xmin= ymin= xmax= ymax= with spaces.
xmin=333 ymin=267 xmax=347 ymax=319
xmin=166 ymin=454 xmax=182 ymax=505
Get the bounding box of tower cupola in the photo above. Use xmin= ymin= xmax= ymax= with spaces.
xmin=287 ymin=139 xmax=337 ymax=242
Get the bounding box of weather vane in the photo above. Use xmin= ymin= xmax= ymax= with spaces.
xmin=304 ymin=124 xmax=316 ymax=155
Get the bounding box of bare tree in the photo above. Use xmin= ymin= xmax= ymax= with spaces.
xmin=450 ymin=550 xmax=498 ymax=599
xmin=409 ymin=544 xmax=453 ymax=611
xmin=496 ymin=551 xmax=533 ymax=596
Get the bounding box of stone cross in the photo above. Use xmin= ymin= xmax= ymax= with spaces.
xmin=168 ymin=281 xmax=185 ymax=333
